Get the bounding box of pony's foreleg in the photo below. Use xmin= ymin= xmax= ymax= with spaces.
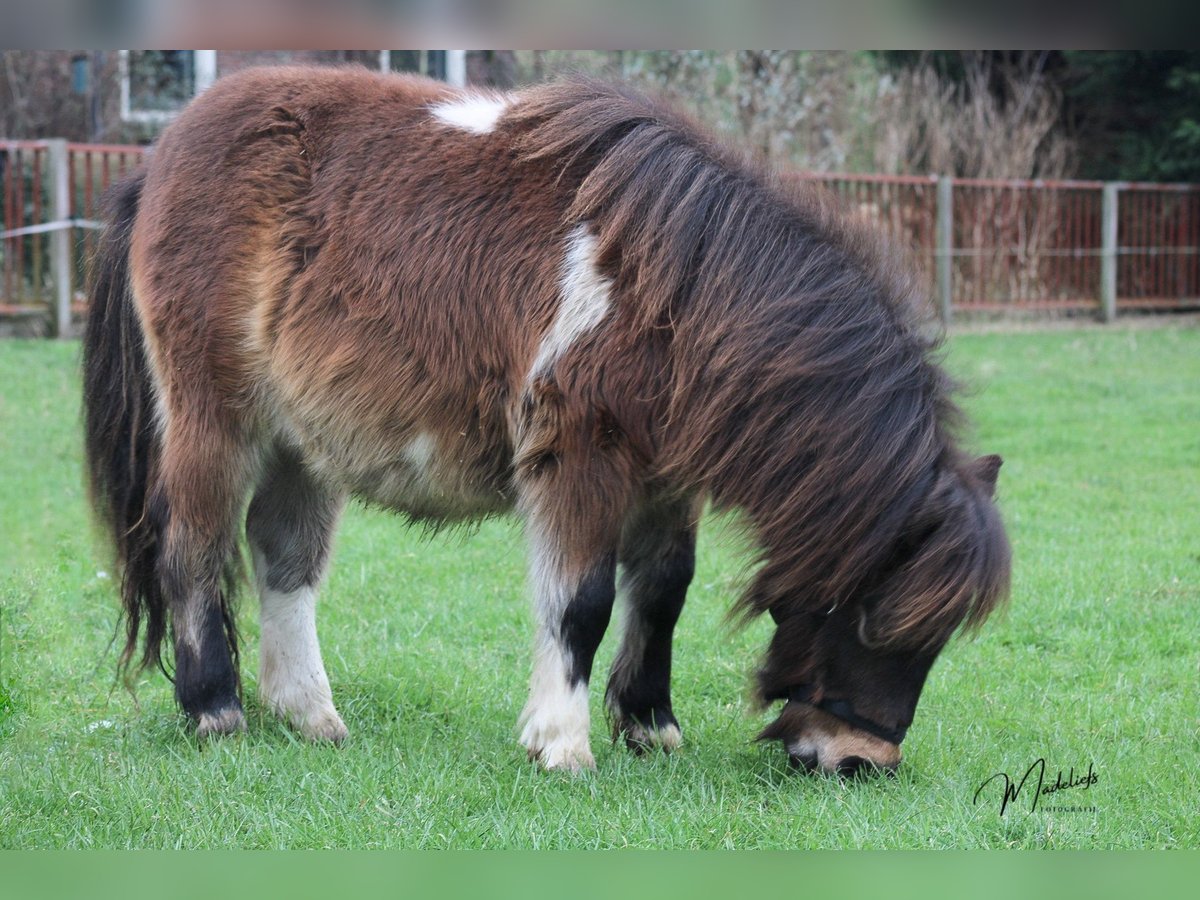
xmin=518 ymin=521 xmax=617 ymax=772
xmin=514 ymin=378 xmax=636 ymax=770
xmin=605 ymin=496 xmax=699 ymax=753
xmin=246 ymin=447 xmax=347 ymax=742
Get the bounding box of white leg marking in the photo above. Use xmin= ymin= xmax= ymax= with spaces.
xmin=429 ymin=93 xmax=511 ymax=134
xmin=529 ymin=225 xmax=614 ymax=379
xmin=258 ymin=575 xmax=346 ymax=742
xmin=518 ymin=639 xmax=594 ymax=771
xmin=517 ymin=526 xmax=594 ymax=771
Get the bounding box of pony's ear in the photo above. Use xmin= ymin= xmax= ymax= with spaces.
xmin=973 ymin=454 xmax=1002 ymax=498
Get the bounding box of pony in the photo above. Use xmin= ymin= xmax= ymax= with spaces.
xmin=83 ymin=66 xmax=1010 ymax=775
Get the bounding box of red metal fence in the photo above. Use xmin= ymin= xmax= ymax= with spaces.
xmin=69 ymin=142 xmax=148 ymax=276
xmin=2 ymin=139 xmax=147 ymax=326
xmin=791 ymin=173 xmax=1200 ymax=316
xmin=2 ymin=141 xmax=49 ymax=316
xmin=948 ymin=178 xmax=1106 ymax=311
xmin=1117 ymin=184 xmax=1200 ymax=307
xmin=4 ymin=138 xmax=1200 ymax=334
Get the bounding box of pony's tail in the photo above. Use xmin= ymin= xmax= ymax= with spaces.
xmin=82 ymin=170 xmax=169 ymax=679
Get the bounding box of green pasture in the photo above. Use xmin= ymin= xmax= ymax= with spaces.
xmin=0 ymin=323 xmax=1197 ymax=848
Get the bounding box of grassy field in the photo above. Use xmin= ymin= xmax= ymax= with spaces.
xmin=1 ymin=324 xmax=1197 ymax=849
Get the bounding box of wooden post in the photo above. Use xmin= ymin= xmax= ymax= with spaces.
xmin=46 ymin=139 xmax=73 ymax=339
xmin=1100 ymin=182 xmax=1119 ymax=323
xmin=936 ymin=175 xmax=953 ymax=325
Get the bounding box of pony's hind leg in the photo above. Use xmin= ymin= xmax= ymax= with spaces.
xmin=246 ymin=446 xmax=348 ymax=742
xmin=155 ymin=421 xmax=259 ymax=738
xmin=605 ymin=495 xmax=700 ymax=753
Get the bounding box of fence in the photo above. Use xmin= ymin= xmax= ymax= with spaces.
xmin=2 ymin=139 xmax=146 ymax=335
xmin=799 ymin=172 xmax=1200 ymax=320
xmin=4 ymin=138 xmax=1200 ymax=336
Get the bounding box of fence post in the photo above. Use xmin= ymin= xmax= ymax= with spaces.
xmin=46 ymin=139 xmax=73 ymax=339
xmin=1100 ymin=182 xmax=1119 ymax=323
xmin=936 ymin=175 xmax=953 ymax=324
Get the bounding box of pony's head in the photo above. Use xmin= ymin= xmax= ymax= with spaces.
xmin=756 ymin=453 xmax=1010 ymax=775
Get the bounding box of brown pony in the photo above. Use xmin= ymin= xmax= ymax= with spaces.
xmin=83 ymin=66 xmax=1010 ymax=775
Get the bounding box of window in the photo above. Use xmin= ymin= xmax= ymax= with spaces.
xmin=120 ymin=50 xmax=217 ymax=123
xmin=380 ymin=51 xmax=466 ymax=87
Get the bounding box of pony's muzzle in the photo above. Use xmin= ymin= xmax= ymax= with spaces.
xmin=788 ymin=743 xmax=901 ymax=777
xmin=783 ymin=708 xmax=903 ymax=777
xmin=834 ymin=754 xmax=899 ymax=778
xmin=788 ymin=749 xmax=819 ymax=772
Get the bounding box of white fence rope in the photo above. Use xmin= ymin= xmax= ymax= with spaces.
xmin=0 ymin=219 xmax=103 ymax=240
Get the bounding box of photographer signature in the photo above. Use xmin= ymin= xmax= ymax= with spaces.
xmin=973 ymin=758 xmax=1097 ymax=815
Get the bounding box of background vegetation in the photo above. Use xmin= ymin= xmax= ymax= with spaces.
xmin=5 ymin=51 xmax=1200 ymax=181
xmin=525 ymin=51 xmax=1200 ymax=182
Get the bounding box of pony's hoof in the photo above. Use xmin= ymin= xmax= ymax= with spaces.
xmin=527 ymin=742 xmax=596 ymax=772
xmin=521 ymin=724 xmax=596 ymax=771
xmin=518 ymin=709 xmax=595 ymax=772
xmin=297 ymin=709 xmax=348 ymax=744
xmin=619 ymin=721 xmax=682 ymax=754
xmin=195 ymin=706 xmax=247 ymax=738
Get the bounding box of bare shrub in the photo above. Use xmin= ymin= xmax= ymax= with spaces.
xmin=512 ymin=51 xmax=1073 ymax=181
xmin=872 ymin=52 xmax=1073 ymax=180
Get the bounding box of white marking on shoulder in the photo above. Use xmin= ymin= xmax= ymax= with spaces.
xmin=429 ymin=92 xmax=511 ymax=134
xmin=530 ymin=225 xmax=613 ymax=379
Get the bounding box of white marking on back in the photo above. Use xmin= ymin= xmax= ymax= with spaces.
xmin=429 ymin=93 xmax=511 ymax=134
xmin=530 ymin=225 xmax=613 ymax=379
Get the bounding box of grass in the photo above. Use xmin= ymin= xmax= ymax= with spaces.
xmin=1 ymin=323 xmax=1198 ymax=848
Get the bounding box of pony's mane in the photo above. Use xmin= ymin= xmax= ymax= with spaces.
xmin=509 ymin=78 xmax=1008 ymax=656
